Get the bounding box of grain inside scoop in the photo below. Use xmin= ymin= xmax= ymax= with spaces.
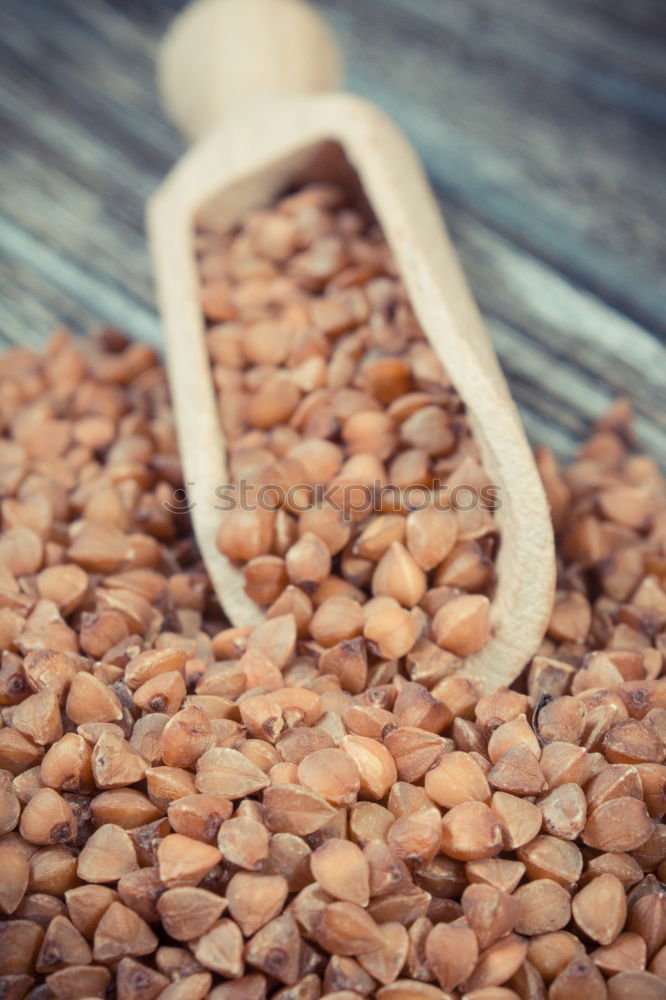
xmin=147 ymin=0 xmax=555 ymax=691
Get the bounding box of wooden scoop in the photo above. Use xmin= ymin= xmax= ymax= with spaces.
xmin=147 ymin=0 xmax=555 ymax=691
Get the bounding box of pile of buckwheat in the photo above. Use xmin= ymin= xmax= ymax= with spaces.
xmin=0 ymin=191 xmax=665 ymax=1000
xmin=204 ymin=185 xmax=498 ymax=668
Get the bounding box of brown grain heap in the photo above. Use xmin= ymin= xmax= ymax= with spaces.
xmin=0 ymin=206 xmax=665 ymax=1000
xmin=200 ymin=183 xmax=498 ymax=666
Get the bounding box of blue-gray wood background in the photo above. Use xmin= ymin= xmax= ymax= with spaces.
xmin=1 ymin=0 xmax=664 ymax=463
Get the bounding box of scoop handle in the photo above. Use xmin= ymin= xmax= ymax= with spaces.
xmin=158 ymin=0 xmax=343 ymax=142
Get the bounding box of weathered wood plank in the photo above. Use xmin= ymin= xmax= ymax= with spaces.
xmin=315 ymin=0 xmax=666 ymax=339
xmin=0 ymin=0 xmax=663 ymax=468
xmin=448 ymin=213 xmax=666 ymax=462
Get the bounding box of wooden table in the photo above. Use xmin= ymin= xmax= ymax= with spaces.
xmin=1 ymin=0 xmax=664 ymax=463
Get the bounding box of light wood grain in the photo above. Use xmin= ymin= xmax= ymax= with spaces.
xmin=148 ymin=86 xmax=555 ymax=689
xmin=159 ymin=0 xmax=342 ymax=141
